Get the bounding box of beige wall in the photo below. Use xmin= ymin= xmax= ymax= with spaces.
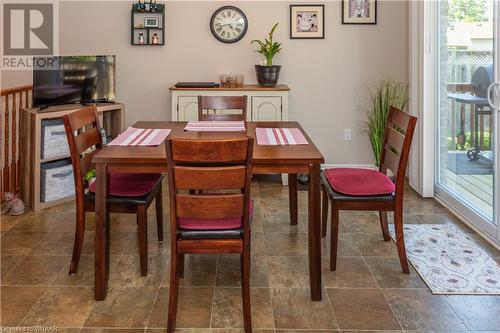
xmin=2 ymin=1 xmax=408 ymax=165
xmin=1 ymin=70 xmax=32 ymax=89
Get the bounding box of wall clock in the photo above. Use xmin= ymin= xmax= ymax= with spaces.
xmin=210 ymin=6 xmax=248 ymax=43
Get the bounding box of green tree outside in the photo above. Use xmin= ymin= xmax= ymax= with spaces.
xmin=448 ymin=0 xmax=488 ymax=28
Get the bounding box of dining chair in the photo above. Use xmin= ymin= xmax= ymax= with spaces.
xmin=198 ymin=95 xmax=248 ymax=121
xmin=165 ymin=135 xmax=254 ymax=333
xmin=63 ymin=105 xmax=164 ymax=276
xmin=321 ymin=106 xmax=417 ymax=273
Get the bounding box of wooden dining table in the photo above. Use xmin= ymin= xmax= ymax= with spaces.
xmin=92 ymin=121 xmax=325 ymax=301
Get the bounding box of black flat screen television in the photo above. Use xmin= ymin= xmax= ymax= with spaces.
xmin=33 ymin=55 xmax=116 ymax=108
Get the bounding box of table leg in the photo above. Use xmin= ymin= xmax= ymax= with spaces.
xmin=95 ymin=162 xmax=110 ymax=301
xmin=451 ymin=100 xmax=456 ymax=147
xmin=470 ymin=105 xmax=476 ymax=149
xmin=458 ymin=103 xmax=466 ymax=147
xmin=308 ymin=164 xmax=322 ymax=301
xmin=489 ymin=110 xmax=494 ymax=150
xmin=479 ymin=114 xmax=484 ymax=150
xmin=288 ymin=173 xmax=298 ymax=225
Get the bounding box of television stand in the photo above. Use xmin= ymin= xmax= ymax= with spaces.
xmin=20 ymin=102 xmax=125 ymax=210
xmin=38 ymin=105 xmax=51 ymax=112
xmin=81 ymin=99 xmax=116 ymax=106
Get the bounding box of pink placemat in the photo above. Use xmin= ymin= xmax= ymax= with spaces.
xmin=108 ymin=127 xmax=171 ymax=147
xmin=184 ymin=121 xmax=246 ymax=132
xmin=255 ymin=128 xmax=308 ymax=145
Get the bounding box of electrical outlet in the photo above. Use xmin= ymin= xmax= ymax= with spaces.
xmin=344 ymin=129 xmax=352 ymax=141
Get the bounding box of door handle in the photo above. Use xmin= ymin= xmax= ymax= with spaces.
xmin=487 ymin=82 xmax=499 ymax=110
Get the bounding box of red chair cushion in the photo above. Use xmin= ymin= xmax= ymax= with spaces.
xmin=324 ymin=168 xmax=395 ymax=196
xmin=179 ymin=199 xmax=254 ymax=230
xmin=89 ymin=173 xmax=162 ymax=197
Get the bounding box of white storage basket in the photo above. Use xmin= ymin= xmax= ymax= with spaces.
xmin=40 ymin=159 xmax=75 ymax=202
xmin=41 ymin=119 xmax=70 ymax=159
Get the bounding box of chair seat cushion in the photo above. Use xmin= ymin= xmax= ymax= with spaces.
xmin=89 ymin=173 xmax=162 ymax=197
xmin=179 ymin=199 xmax=254 ymax=230
xmin=85 ymin=190 xmax=153 ymax=205
xmin=324 ymin=168 xmax=395 ymax=196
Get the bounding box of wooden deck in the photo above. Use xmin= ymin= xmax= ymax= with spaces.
xmin=442 ymin=168 xmax=494 ymax=220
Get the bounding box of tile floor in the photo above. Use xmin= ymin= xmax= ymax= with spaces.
xmin=1 ymin=175 xmax=499 ymax=332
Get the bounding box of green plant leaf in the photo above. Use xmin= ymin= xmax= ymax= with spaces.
xmin=251 ymin=22 xmax=281 ymax=66
xmin=269 ymin=22 xmax=279 ymax=40
xmin=364 ymin=79 xmax=409 ymax=166
xmin=84 ymin=169 xmax=96 ymax=182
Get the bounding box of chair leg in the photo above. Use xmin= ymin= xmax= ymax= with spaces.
xmin=330 ymin=201 xmax=339 ymax=271
xmin=178 ymin=253 xmax=185 ymax=278
xmin=137 ymin=205 xmax=148 ymax=276
xmin=69 ymin=207 xmax=86 ymax=275
xmin=241 ymin=248 xmax=252 ymax=333
xmin=321 ymin=185 xmax=328 ymax=238
xmin=379 ymin=211 xmax=391 ymax=241
xmin=394 ymin=206 xmax=410 ymax=274
xmin=167 ymin=252 xmax=180 ymax=332
xmin=155 ymin=186 xmax=164 ymax=241
xmin=288 ymin=173 xmax=298 ymax=225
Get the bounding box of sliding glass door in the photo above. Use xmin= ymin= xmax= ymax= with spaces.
xmin=436 ymin=0 xmax=499 ymax=242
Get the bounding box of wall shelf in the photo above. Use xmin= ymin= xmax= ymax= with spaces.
xmin=131 ymin=3 xmax=165 ymax=46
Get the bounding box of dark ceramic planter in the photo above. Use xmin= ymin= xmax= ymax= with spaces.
xmin=255 ymin=65 xmax=281 ymax=87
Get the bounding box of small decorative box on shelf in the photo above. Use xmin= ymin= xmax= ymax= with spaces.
xmin=131 ymin=1 xmax=165 ymax=46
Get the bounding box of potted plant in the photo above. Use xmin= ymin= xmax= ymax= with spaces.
xmin=366 ymin=79 xmax=409 ymax=166
xmin=251 ymin=22 xmax=282 ymax=87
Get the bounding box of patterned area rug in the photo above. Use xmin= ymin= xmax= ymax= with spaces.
xmin=389 ymin=224 xmax=500 ymax=294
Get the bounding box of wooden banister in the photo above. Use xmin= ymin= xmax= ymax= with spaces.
xmin=1 ymin=85 xmax=33 ymax=97
xmin=1 ymin=84 xmax=33 ymax=202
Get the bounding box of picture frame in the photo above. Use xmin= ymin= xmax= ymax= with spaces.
xmin=342 ymin=0 xmax=377 ymax=25
xmin=144 ymin=17 xmax=159 ymax=28
xmin=290 ymin=4 xmax=325 ymax=39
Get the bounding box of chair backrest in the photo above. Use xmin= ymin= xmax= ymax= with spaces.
xmin=379 ymin=106 xmax=418 ymax=197
xmin=165 ymin=135 xmax=254 ymax=237
xmin=198 ymin=96 xmax=248 ymax=121
xmin=63 ymin=105 xmax=103 ymax=200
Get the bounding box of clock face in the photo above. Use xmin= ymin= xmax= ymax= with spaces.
xmin=210 ymin=6 xmax=248 ymax=43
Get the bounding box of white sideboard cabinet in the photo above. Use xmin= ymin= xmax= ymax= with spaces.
xmin=170 ymin=84 xmax=290 ymax=121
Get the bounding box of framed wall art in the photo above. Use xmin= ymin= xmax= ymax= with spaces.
xmin=144 ymin=17 xmax=159 ymax=28
xmin=342 ymin=0 xmax=377 ymax=25
xmin=290 ymin=4 xmax=325 ymax=39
